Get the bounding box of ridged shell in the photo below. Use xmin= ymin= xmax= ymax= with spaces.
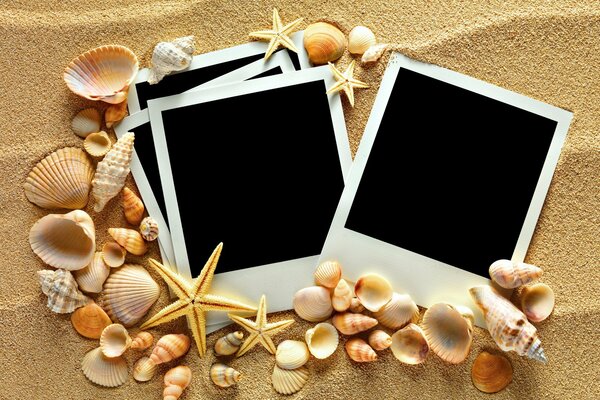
xmin=108 ymin=228 xmax=147 ymax=255
xmin=348 ymin=26 xmax=376 ymax=55
xmin=101 ymin=264 xmax=160 ymax=327
xmin=131 ymin=331 xmax=154 ymax=350
xmin=368 ymin=329 xmax=392 ymax=351
xmin=314 ymin=260 xmax=342 ymax=288
xmin=105 ymin=100 xmax=128 ymax=128
xmin=148 ymin=36 xmax=195 ymax=84
xmin=140 ymin=217 xmax=159 ymax=241
xmin=293 ymin=286 xmax=333 ymax=322
xmin=276 ymin=340 xmax=310 ymax=370
xmin=361 ymin=43 xmax=388 ymax=65
xmin=471 ymin=351 xmax=513 ymax=393
xmin=373 ymin=292 xmax=420 ymax=330
xmin=391 ymin=323 xmax=429 ymax=365
xmin=122 ymin=187 xmax=145 ymax=225
xmin=64 ymin=45 xmax=138 ymax=104
xmin=71 ymin=303 xmax=112 ymax=339
xmin=521 ymin=283 xmax=555 ymax=323
xmin=332 ymin=312 xmax=378 ymax=335
xmin=303 ymin=22 xmax=346 ymax=65
xmin=24 ymin=147 xmax=94 ymax=210
xmin=354 ymin=274 xmax=393 ymax=312
xmin=422 ymin=303 xmax=473 ymax=364
xmin=214 ymin=331 xmax=244 ymax=356
xmin=345 ymin=338 xmax=377 ymax=362
xmin=305 ymin=322 xmax=338 ymax=359
xmin=72 ymin=108 xmax=101 ymax=138
xmin=75 ymin=252 xmax=110 ymax=293
xmin=38 ymin=269 xmax=91 ymax=313
xmin=150 ymin=334 xmax=191 ymax=365
xmin=210 ymin=363 xmax=241 ymax=388
xmin=91 ymin=132 xmax=135 ymax=212
xmin=102 ymin=242 xmax=126 ymax=268
xmin=164 ymin=365 xmax=192 ymax=400
xmin=81 ymin=347 xmax=128 ymax=387
xmin=133 ymin=356 xmax=157 ymax=382
xmin=349 ymin=297 xmax=365 ymax=313
xmin=84 ymin=131 xmax=112 ymax=157
xmin=489 ymin=259 xmax=543 ymax=289
xmin=100 ymin=323 xmax=132 ymax=357
xmin=271 ymin=365 xmax=309 ymax=395
xmin=332 ymin=279 xmax=352 ymax=312
xmin=470 ymin=285 xmax=547 ymax=363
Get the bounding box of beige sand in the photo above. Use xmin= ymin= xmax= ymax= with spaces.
xmin=0 ymin=0 xmax=598 ymax=398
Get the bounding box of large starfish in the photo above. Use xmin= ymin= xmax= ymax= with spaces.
xmin=229 ymin=294 xmax=295 ymax=357
xmin=249 ymin=8 xmax=303 ymax=60
xmin=326 ymin=60 xmax=370 ymax=107
xmin=139 ymin=243 xmax=256 ymax=357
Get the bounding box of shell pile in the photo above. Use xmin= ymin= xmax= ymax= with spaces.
xmin=38 ymin=269 xmax=91 ymax=313
xmin=148 ymin=36 xmax=195 ymax=85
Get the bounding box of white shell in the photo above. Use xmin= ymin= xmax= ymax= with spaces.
xmin=133 ymin=356 xmax=157 ymax=382
xmin=148 ymin=36 xmax=195 ymax=84
xmin=271 ymin=365 xmax=309 ymax=395
xmin=305 ymin=322 xmax=338 ymax=359
xmin=84 ymin=131 xmax=112 ymax=157
xmin=361 ymin=43 xmax=388 ymax=64
xmin=102 ymin=242 xmax=126 ymax=268
xmin=72 ymin=108 xmax=101 ymax=138
xmin=348 ymin=26 xmax=376 ymax=55
xmin=373 ymin=292 xmax=419 ymax=330
xmin=314 ymin=260 xmax=342 ymax=288
xmin=100 ymin=323 xmax=132 ymax=357
xmin=521 ymin=283 xmax=555 ymax=323
xmin=276 ymin=340 xmax=310 ymax=370
xmin=140 ymin=216 xmax=159 ymax=241
xmin=38 ymin=269 xmax=91 ymax=313
xmin=391 ymin=323 xmax=429 ymax=365
xmin=332 ymin=278 xmax=353 ymax=312
xmin=354 ymin=274 xmax=393 ymax=312
xmin=422 ymin=303 xmax=473 ymax=364
xmin=74 ymin=252 xmax=111 ymax=293
xmin=489 ymin=259 xmax=543 ymax=289
xmin=293 ymin=286 xmax=333 ymax=322
xmin=81 ymin=347 xmax=128 ymax=387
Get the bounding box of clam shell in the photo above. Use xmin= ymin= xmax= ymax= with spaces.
xmin=293 ymin=286 xmax=333 ymax=322
xmin=214 ymin=331 xmax=244 ymax=356
xmin=422 ymin=303 xmax=473 ymax=364
xmin=271 ymin=365 xmax=309 ymax=395
xmin=64 ymin=45 xmax=138 ymax=104
xmin=24 ymin=147 xmax=94 ymax=210
xmin=373 ymin=292 xmax=419 ymax=330
xmin=74 ymin=252 xmax=110 ymax=293
xmin=140 ymin=217 xmax=159 ymax=241
xmin=71 ymin=302 xmax=112 ymax=339
xmin=348 ymin=26 xmax=376 ymax=55
xmin=276 ymin=340 xmax=310 ymax=370
xmin=81 ymin=347 xmax=128 ymax=387
xmin=332 ymin=278 xmax=352 ymax=312
xmin=105 ymin=100 xmax=128 ymax=128
xmin=101 ymin=264 xmax=160 ymax=327
xmin=149 ymin=36 xmax=195 ymax=84
xmin=102 ymin=242 xmax=126 ymax=268
xmin=133 ymin=356 xmax=157 ymax=382
xmin=72 ymin=108 xmax=101 ymax=138
xmin=131 ymin=331 xmax=154 ymax=350
xmin=471 ymin=351 xmax=513 ymax=393
xmin=108 ymin=228 xmax=147 ymax=255
xmin=38 ymin=269 xmax=91 ymax=313
xmin=84 ymin=131 xmax=112 ymax=158
xmin=361 ymin=43 xmax=388 ymax=65
xmin=354 ymin=274 xmax=393 ymax=312
xmin=332 ymin=312 xmax=378 ymax=335
xmin=349 ymin=297 xmax=365 ymax=313
xmin=303 ymin=22 xmax=346 ymax=65
xmin=305 ymin=322 xmax=338 ymax=359
xmin=150 ymin=334 xmax=191 ymax=365
xmin=210 ymin=363 xmax=241 ymax=388
xmin=314 ymin=260 xmax=342 ymax=288
xmin=100 ymin=323 xmax=132 ymax=357
xmin=521 ymin=283 xmax=555 ymax=323
xmin=391 ymin=323 xmax=429 ymax=365
xmin=164 ymin=365 xmax=192 ymax=400
xmin=122 ymin=187 xmax=145 ymax=225
xmin=489 ymin=259 xmax=543 ymax=289
xmin=368 ymin=329 xmax=392 ymax=351
xmin=345 ymin=338 xmax=377 ymax=362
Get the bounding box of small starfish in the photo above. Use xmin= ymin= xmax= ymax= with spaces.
xmin=249 ymin=8 xmax=303 ymax=60
xmin=229 ymin=294 xmax=295 ymax=357
xmin=139 ymin=243 xmax=256 ymax=357
xmin=326 ymin=60 xmax=370 ymax=107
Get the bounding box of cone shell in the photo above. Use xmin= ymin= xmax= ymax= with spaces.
xmin=108 ymin=228 xmax=147 ymax=255
xmin=83 ymin=131 xmax=112 ymax=158
xmin=391 ymin=323 xmax=429 ymax=365
xmin=38 ymin=269 xmax=91 ymax=313
xmin=303 ymin=22 xmax=346 ymax=65
xmin=348 ymin=26 xmax=376 ymax=55
xmin=105 ymin=100 xmax=128 ymax=128
xmin=91 ymin=132 xmax=135 ymax=212
xmin=122 ymin=187 xmax=145 ymax=225
xmin=133 ymin=356 xmax=157 ymax=382
xmin=305 ymin=322 xmax=338 ymax=359
xmin=332 ymin=278 xmax=352 ymax=312
xmin=71 ymin=302 xmax=112 ymax=339
xmin=24 ymin=147 xmax=94 ymax=210
xmin=210 ymin=363 xmax=241 ymax=388
xmin=64 ymin=45 xmax=138 ymax=104
xmin=102 ymin=242 xmax=126 ymax=268
xmin=72 ymin=108 xmax=101 ymax=138
xmin=100 ymin=323 xmax=132 ymax=357
xmin=345 ymin=338 xmax=377 ymax=362
xmin=349 ymin=297 xmax=365 ymax=313
xmin=81 ymin=347 xmax=128 ymax=387
xmin=368 ymin=329 xmax=392 ymax=351
xmin=373 ymin=292 xmax=420 ymax=330
xmin=471 ymin=351 xmax=513 ymax=393
xmin=74 ymin=252 xmax=110 ymax=293
xmin=150 ymin=334 xmax=191 ymax=365
xmin=422 ymin=303 xmax=473 ymax=364
xmin=314 ymin=260 xmax=342 ymax=288
xmin=101 ymin=264 xmax=160 ymax=327
xmin=489 ymin=259 xmax=543 ymax=289
xmin=293 ymin=286 xmax=333 ymax=322
xmin=354 ymin=274 xmax=393 ymax=312
xmin=361 ymin=43 xmax=388 ymax=65
xmin=214 ymin=331 xmax=244 ymax=356
xmin=332 ymin=312 xmax=378 ymax=335
xmin=276 ymin=340 xmax=310 ymax=370
xmin=521 ymin=283 xmax=555 ymax=323
xmin=271 ymin=364 xmax=309 ymax=395
xmin=164 ymin=365 xmax=192 ymax=400
xmin=131 ymin=331 xmax=154 ymax=350
xmin=149 ymin=36 xmax=195 ymax=84
xmin=140 ymin=217 xmax=159 ymax=241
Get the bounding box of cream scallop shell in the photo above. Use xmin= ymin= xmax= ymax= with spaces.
xmin=305 ymin=322 xmax=338 ymax=359
xmin=354 ymin=274 xmax=393 ymax=312
xmin=348 ymin=26 xmax=376 ymax=55
xmin=293 ymin=286 xmax=333 ymax=322
xmin=102 ymin=242 xmax=126 ymax=268
xmin=271 ymin=365 xmax=309 ymax=395
xmin=345 ymin=338 xmax=377 ymax=362
xmin=84 ymin=131 xmax=112 ymax=157
xmin=210 ymin=363 xmax=241 ymax=388
xmin=74 ymin=252 xmax=111 ymax=293
xmin=72 ymin=108 xmax=101 ymax=138
xmin=332 ymin=278 xmax=352 ymax=312
xmin=81 ymin=347 xmax=128 ymax=387
xmin=100 ymin=323 xmax=132 ymax=357
xmin=108 ymin=228 xmax=147 ymax=256
xmin=303 ymin=22 xmax=347 ymax=65
xmin=373 ymin=292 xmax=420 ymax=330
xmin=422 ymin=303 xmax=473 ymax=364
xmin=276 ymin=340 xmax=310 ymax=370
xmin=391 ymin=323 xmax=429 ymax=365
xmin=133 ymin=356 xmax=157 ymax=382
xmin=314 ymin=260 xmax=342 ymax=288
xmin=520 ymin=283 xmax=555 ymax=323
xmin=489 ymin=259 xmax=543 ymax=289
xmin=71 ymin=302 xmax=112 ymax=339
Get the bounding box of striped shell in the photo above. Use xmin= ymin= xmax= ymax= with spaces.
xmin=332 ymin=312 xmax=378 ymax=335
xmin=164 ymin=365 xmax=192 ymax=400
xmin=133 ymin=356 xmax=157 ymax=382
xmin=345 ymin=338 xmax=377 ymax=362
xmin=131 ymin=331 xmax=154 ymax=350
xmin=84 ymin=131 xmax=112 ymax=157
xmin=38 ymin=269 xmax=91 ymax=313
xmin=422 ymin=303 xmax=473 ymax=364
xmin=150 ymin=334 xmax=191 ymax=365
xmin=373 ymin=292 xmax=419 ymax=330
xmin=489 ymin=259 xmax=543 ymax=289
xmin=303 ymin=22 xmax=346 ymax=65
xmin=348 ymin=26 xmax=376 ymax=55
xmin=271 ymin=365 xmax=309 ymax=395
xmin=471 ymin=351 xmax=513 ymax=393
xmin=108 ymin=228 xmax=147 ymax=255
xmin=332 ymin=278 xmax=352 ymax=312
xmin=74 ymin=252 xmax=110 ymax=293
xmin=314 ymin=260 xmax=342 ymax=288
xmin=214 ymin=331 xmax=244 ymax=356
xmin=122 ymin=187 xmax=145 ymax=225
xmin=368 ymin=330 xmax=392 ymax=351
xmin=276 ymin=340 xmax=310 ymax=370
xmin=140 ymin=217 xmax=159 ymax=241
xmin=293 ymin=286 xmax=333 ymax=322
xmin=81 ymin=347 xmax=128 ymax=387
xmin=100 ymin=323 xmax=132 ymax=357
xmin=71 ymin=303 xmax=112 ymax=339
xmin=210 ymin=363 xmax=241 ymax=388
xmin=71 ymin=108 xmax=101 ymax=138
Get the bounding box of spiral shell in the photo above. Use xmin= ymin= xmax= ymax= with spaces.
xmin=71 ymin=303 xmax=112 ymax=339
xmin=214 ymin=331 xmax=244 ymax=356
xmin=108 ymin=228 xmax=147 ymax=255
xmin=72 ymin=108 xmax=101 ymax=138
xmin=348 ymin=26 xmax=376 ymax=55
xmin=349 ymin=297 xmax=365 ymax=313
xmin=332 ymin=312 xmax=378 ymax=335
xmin=164 ymin=365 xmax=192 ymax=400
xmin=149 ymin=36 xmax=195 ymax=84
xmin=373 ymin=292 xmax=419 ymax=330
xmin=521 ymin=283 xmax=555 ymax=323
xmin=38 ymin=269 xmax=91 ymax=313
xmin=305 ymin=322 xmax=338 ymax=359
xmin=133 ymin=356 xmax=157 ymax=382
xmin=140 ymin=217 xmax=159 ymax=241
xmin=74 ymin=252 xmax=110 ymax=293
xmin=345 ymin=338 xmax=377 ymax=362
xmin=303 ymin=22 xmax=346 ymax=65
xmin=471 ymin=351 xmax=513 ymax=393
xmin=391 ymin=323 xmax=429 ymax=365
xmin=314 ymin=260 xmax=342 ymax=288
xmin=81 ymin=347 xmax=128 ymax=387
xmin=293 ymin=286 xmax=333 ymax=322
xmin=361 ymin=43 xmax=388 ymax=65
xmin=368 ymin=329 xmax=392 ymax=351
xmin=102 ymin=242 xmax=126 ymax=268
xmin=422 ymin=303 xmax=473 ymax=364
xmin=210 ymin=363 xmax=241 ymax=388
xmin=131 ymin=331 xmax=154 ymax=350
xmin=105 ymin=100 xmax=128 ymax=128
xmin=100 ymin=323 xmax=132 ymax=357
xmin=271 ymin=365 xmax=309 ymax=395
xmin=276 ymin=340 xmax=310 ymax=370
xmin=150 ymin=334 xmax=191 ymax=365
xmin=332 ymin=278 xmax=352 ymax=312
xmin=354 ymin=274 xmax=393 ymax=312
xmin=84 ymin=131 xmax=112 ymax=158
xmin=122 ymin=187 xmax=145 ymax=225
xmin=489 ymin=259 xmax=543 ymax=289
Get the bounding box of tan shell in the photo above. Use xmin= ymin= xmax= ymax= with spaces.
xmin=140 ymin=217 xmax=159 ymax=241
xmin=373 ymin=292 xmax=420 ymax=330
xmin=276 ymin=340 xmax=310 ymax=370
xmin=361 ymin=43 xmax=388 ymax=64
xmin=149 ymin=36 xmax=195 ymax=85
xmin=105 ymin=100 xmax=128 ymax=128
xmin=214 ymin=331 xmax=244 ymax=356
xmin=102 ymin=242 xmax=126 ymax=268
xmin=314 ymin=260 xmax=342 ymax=288
xmin=210 ymin=363 xmax=241 ymax=388
xmin=133 ymin=356 xmax=157 ymax=382
xmin=108 ymin=228 xmax=147 ymax=255
xmin=345 ymin=338 xmax=377 ymax=362
xmin=349 ymin=297 xmax=365 ymax=313
xmin=64 ymin=45 xmax=138 ymax=104
xmin=81 ymin=347 xmax=128 ymax=387
xmin=72 ymin=108 xmax=101 ymax=138
xmin=471 ymin=351 xmax=513 ymax=393
xmin=122 ymin=187 xmax=145 ymax=225
xmin=489 ymin=259 xmax=543 ymax=289
xmin=332 ymin=312 xmax=378 ymax=335
xmin=271 ymin=364 xmax=309 ymax=395
xmin=303 ymin=22 xmax=346 ymax=65
xmin=305 ymin=322 xmax=338 ymax=359
xmin=150 ymin=334 xmax=191 ymax=365
xmin=354 ymin=273 xmax=393 ymax=312
xmin=521 ymin=283 xmax=555 ymax=323
xmin=131 ymin=331 xmax=154 ymax=350
xmin=422 ymin=303 xmax=473 ymax=364
xmin=84 ymin=131 xmax=112 ymax=157
xmin=24 ymin=147 xmax=94 ymax=210
xmin=71 ymin=303 xmax=112 ymax=339
xmin=38 ymin=269 xmax=91 ymax=313
xmin=293 ymin=286 xmax=333 ymax=322
xmin=164 ymin=365 xmax=192 ymax=400
xmin=332 ymin=278 xmax=352 ymax=312
xmin=91 ymin=132 xmax=135 ymax=212
xmin=348 ymin=26 xmax=376 ymax=55
xmin=368 ymin=329 xmax=392 ymax=351
xmin=391 ymin=323 xmax=429 ymax=365
xmin=74 ymin=252 xmax=110 ymax=293
xmin=100 ymin=323 xmax=132 ymax=357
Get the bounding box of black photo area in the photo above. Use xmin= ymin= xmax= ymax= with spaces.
xmin=345 ymin=68 xmax=557 ymax=277
xmin=161 ymin=80 xmax=345 ymax=274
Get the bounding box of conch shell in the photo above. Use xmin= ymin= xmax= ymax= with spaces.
xmin=133 ymin=356 xmax=157 ymax=382
xmin=83 ymin=131 xmax=112 ymax=158
xmin=210 ymin=363 xmax=241 ymax=388
xmin=81 ymin=347 xmax=128 ymax=387
xmin=489 ymin=259 xmax=543 ymax=289
xmin=293 ymin=286 xmax=333 ymax=322
xmin=102 ymin=242 xmax=126 ymax=268
xmin=422 ymin=303 xmax=473 ymax=364
xmin=38 ymin=269 xmax=91 ymax=313
xmin=71 ymin=303 xmax=112 ymax=339
xmin=314 ymin=260 xmax=342 ymax=288
xmin=354 ymin=274 xmax=393 ymax=312
xmin=345 ymin=338 xmax=377 ymax=362
xmin=361 ymin=43 xmax=388 ymax=65
xmin=373 ymin=292 xmax=419 ymax=330
xmin=214 ymin=331 xmax=244 ymax=356
xmin=122 ymin=187 xmax=145 ymax=225
xmin=71 ymin=108 xmax=101 ymax=138
xmin=332 ymin=278 xmax=353 ymax=312
xmin=471 ymin=351 xmax=513 ymax=393
xmin=148 ymin=36 xmax=195 ymax=85
xmin=520 ymin=283 xmax=555 ymax=323
xmin=368 ymin=329 xmax=392 ymax=351
xmin=332 ymin=312 xmax=378 ymax=335
xmin=150 ymin=334 xmax=191 ymax=365
xmin=140 ymin=217 xmax=159 ymax=241
xmin=303 ymin=22 xmax=346 ymax=65
xmin=100 ymin=323 xmax=132 ymax=357
xmin=348 ymin=26 xmax=376 ymax=55
xmin=305 ymin=322 xmax=338 ymax=359
xmin=131 ymin=331 xmax=154 ymax=350
xmin=108 ymin=228 xmax=147 ymax=255
xmin=74 ymin=252 xmax=110 ymax=293
xmin=390 ymin=323 xmax=429 ymax=365
xmin=276 ymin=340 xmax=310 ymax=370
xmin=164 ymin=365 xmax=192 ymax=400
xmin=271 ymin=365 xmax=309 ymax=395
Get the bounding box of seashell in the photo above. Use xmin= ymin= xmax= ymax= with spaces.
xmin=276 ymin=340 xmax=310 ymax=370
xmin=348 ymin=26 xmax=376 ymax=55
xmin=422 ymin=303 xmax=473 ymax=364
xmin=373 ymin=292 xmax=419 ymax=330
xmin=354 ymin=273 xmax=393 ymax=312
xmin=100 ymin=323 xmax=132 ymax=357
xmin=64 ymin=45 xmax=138 ymax=104
xmin=361 ymin=43 xmax=388 ymax=65
xmin=81 ymin=347 xmax=128 ymax=387
xmin=131 ymin=331 xmax=154 ymax=350
xmin=105 ymin=100 xmax=128 ymax=128
xmin=349 ymin=297 xmax=365 ymax=313
xmin=345 ymin=338 xmax=377 ymax=362
xmin=72 ymin=108 xmax=101 ymax=138
xmin=164 ymin=365 xmax=192 ymax=400
xmin=293 ymin=286 xmax=333 ymax=322
xmin=102 ymin=242 xmax=126 ymax=268
xmin=271 ymin=364 xmax=309 ymax=395
xmin=210 ymin=363 xmax=241 ymax=388
xmin=101 ymin=264 xmax=160 ymax=327
xmin=148 ymin=36 xmax=195 ymax=85
xmin=303 ymin=22 xmax=347 ymax=65
xmin=470 ymin=285 xmax=547 ymax=363
xmin=91 ymin=131 xmax=135 ymax=212
xmin=314 ymin=260 xmax=342 ymax=288
xmin=71 ymin=302 xmax=112 ymax=339
xmin=140 ymin=217 xmax=159 ymax=241
xmin=122 ymin=187 xmax=145 ymax=225
xmin=332 ymin=312 xmax=378 ymax=335
xmin=24 ymin=147 xmax=94 ymax=210
xmin=368 ymin=329 xmax=392 ymax=351
xmin=214 ymin=331 xmax=244 ymax=356
xmin=133 ymin=356 xmax=157 ymax=382
xmin=521 ymin=283 xmax=555 ymax=323
xmin=108 ymin=228 xmax=147 ymax=255
xmin=83 ymin=131 xmax=112 ymax=158
xmin=391 ymin=323 xmax=429 ymax=365
xmin=150 ymin=334 xmax=191 ymax=365
xmin=489 ymin=259 xmax=543 ymax=289
xmin=305 ymin=322 xmax=338 ymax=359
xmin=471 ymin=351 xmax=513 ymax=393
xmin=74 ymin=252 xmax=110 ymax=293
xmin=38 ymin=269 xmax=91 ymax=313
xmin=332 ymin=279 xmax=352 ymax=312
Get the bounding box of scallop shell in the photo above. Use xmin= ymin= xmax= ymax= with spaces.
xmin=470 ymin=285 xmax=547 ymax=362
xmin=373 ymin=292 xmax=419 ymax=330
xmin=521 ymin=283 xmax=555 ymax=323
xmin=276 ymin=340 xmax=310 ymax=370
xmin=303 ymin=22 xmax=347 ymax=65
xmin=131 ymin=331 xmax=154 ymax=350
xmin=84 ymin=131 xmax=112 ymax=157
xmin=38 ymin=269 xmax=92 ymax=313
xmin=390 ymin=323 xmax=429 ymax=365
xmin=105 ymin=100 xmax=128 ymax=128
xmin=74 ymin=252 xmax=110 ymax=293
xmin=305 ymin=322 xmax=338 ymax=359
xmin=71 ymin=302 xmax=112 ymax=339
xmin=24 ymin=147 xmax=94 ymax=210
xmin=354 ymin=274 xmax=393 ymax=312
xmin=368 ymin=329 xmax=392 ymax=351
xmin=332 ymin=279 xmax=352 ymax=312
xmin=140 ymin=217 xmax=159 ymax=241
xmin=361 ymin=43 xmax=388 ymax=65
xmin=345 ymin=338 xmax=377 ymax=362
xmin=422 ymin=303 xmax=473 ymax=364
xmin=293 ymin=286 xmax=333 ymax=322
xmin=91 ymin=132 xmax=135 ymax=212
xmin=133 ymin=356 xmax=157 ymax=382
xmin=471 ymin=351 xmax=513 ymax=393
xmin=349 ymin=297 xmax=365 ymax=313
xmin=81 ymin=347 xmax=128 ymax=387
xmin=348 ymin=26 xmax=376 ymax=55
xmin=108 ymin=228 xmax=147 ymax=255
xmin=164 ymin=365 xmax=192 ymax=400
xmin=489 ymin=259 xmax=543 ymax=289
xmin=72 ymin=108 xmax=101 ymax=138
xmin=148 ymin=36 xmax=195 ymax=85
xmin=101 ymin=264 xmax=160 ymax=327
xmin=100 ymin=323 xmax=132 ymax=357
xmin=314 ymin=260 xmax=342 ymax=288
xmin=214 ymin=331 xmax=244 ymax=356
xmin=271 ymin=365 xmax=309 ymax=395
xmin=64 ymin=45 xmax=138 ymax=104
xmin=122 ymin=187 xmax=145 ymax=225
xmin=102 ymin=242 xmax=126 ymax=268
xmin=210 ymin=363 xmax=241 ymax=388
xmin=150 ymin=334 xmax=191 ymax=365
xmin=332 ymin=312 xmax=378 ymax=335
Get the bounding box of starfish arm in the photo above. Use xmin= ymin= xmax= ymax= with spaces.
xmin=147 ymin=258 xmax=191 ymax=299
xmin=259 ymin=335 xmax=277 ymax=354
xmin=328 ymin=62 xmax=346 ymax=81
xmin=187 ymin=306 xmax=207 ymax=357
xmin=255 ymin=295 xmax=267 ymax=327
xmin=236 ymin=332 xmax=260 ymax=357
xmin=344 ymin=85 xmax=355 ymax=107
xmin=202 ymin=293 xmax=257 ymax=313
xmin=139 ymin=299 xmax=190 ymax=329
xmin=345 ymin=60 xmax=357 ymax=78
xmin=191 ymin=243 xmax=223 ymax=298
xmin=349 ymin=78 xmax=370 ymax=88
xmin=264 ymin=37 xmax=281 ymax=60
xmin=277 ymin=34 xmax=299 ymax=54
xmin=228 ymin=313 xmax=258 ymax=333
xmin=249 ymin=30 xmax=276 ymax=40
xmin=263 ymin=318 xmax=295 ymax=335
xmin=272 ymin=8 xmax=282 ymax=32
xmin=326 ymin=80 xmax=347 ymax=95
xmin=281 ymin=18 xmax=304 ymax=35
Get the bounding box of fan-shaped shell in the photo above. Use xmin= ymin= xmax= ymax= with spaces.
xmin=332 ymin=312 xmax=378 ymax=335
xmin=348 ymin=26 xmax=376 ymax=55
xmin=84 ymin=131 xmax=112 ymax=157
xmin=314 ymin=260 xmax=342 ymax=288
xmin=148 ymin=36 xmax=195 ymax=84
xmin=64 ymin=45 xmax=138 ymax=104
xmin=131 ymin=331 xmax=154 ymax=350
xmin=422 ymin=303 xmax=473 ymax=364
xmin=74 ymin=252 xmax=110 ymax=293
xmin=354 ymin=274 xmax=393 ymax=312
xmin=81 ymin=347 xmax=128 ymax=387
xmin=489 ymin=259 xmax=543 ymax=289
xmin=293 ymin=286 xmax=333 ymax=322
xmin=345 ymin=338 xmax=377 ymax=362
xmin=368 ymin=329 xmax=392 ymax=351
xmin=72 ymin=108 xmax=101 ymax=138
xmin=210 ymin=363 xmax=241 ymax=388
xmin=108 ymin=228 xmax=147 ymax=256
xmin=150 ymin=334 xmax=191 ymax=365
xmin=471 ymin=351 xmax=513 ymax=393
xmin=303 ymin=22 xmax=346 ymax=65
xmin=214 ymin=331 xmax=244 ymax=356
xmin=122 ymin=187 xmax=145 ymax=225
xmin=391 ymin=323 xmax=429 ymax=365
xmin=71 ymin=302 xmax=112 ymax=339
xmin=164 ymin=365 xmax=192 ymax=400
xmin=361 ymin=43 xmax=388 ymax=65
xmin=373 ymin=292 xmax=419 ymax=330
xmin=521 ymin=283 xmax=555 ymax=323
xmin=140 ymin=217 xmax=159 ymax=241
xmin=105 ymin=100 xmax=128 ymax=128
xmin=100 ymin=323 xmax=132 ymax=357
xmin=332 ymin=278 xmax=352 ymax=312
xmin=38 ymin=269 xmax=91 ymax=313
xmin=133 ymin=356 xmax=157 ymax=382
xmin=276 ymin=340 xmax=310 ymax=370
xmin=24 ymin=147 xmax=94 ymax=210
xmin=102 ymin=242 xmax=126 ymax=268
xmin=305 ymin=322 xmax=338 ymax=359
xmin=272 ymin=365 xmax=309 ymax=395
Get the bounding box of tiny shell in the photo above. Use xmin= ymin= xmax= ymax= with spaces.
xmin=84 ymin=131 xmax=112 ymax=157
xmin=293 ymin=286 xmax=333 ymax=322
xmin=373 ymin=292 xmax=419 ymax=330
xmin=214 ymin=331 xmax=244 ymax=356
xmin=489 ymin=259 xmax=543 ymax=289
xmin=122 ymin=187 xmax=145 ymax=225
xmin=361 ymin=43 xmax=388 ymax=65
xmin=150 ymin=334 xmax=191 ymax=365
xmin=71 ymin=303 xmax=112 ymax=339
xmin=72 ymin=108 xmax=101 ymax=138
xmin=272 ymin=364 xmax=309 ymax=395
xmin=133 ymin=356 xmax=157 ymax=382
xmin=332 ymin=312 xmax=378 ymax=335
xmin=422 ymin=303 xmax=473 ymax=364
xmin=102 ymin=242 xmax=126 ymax=268
xmin=100 ymin=323 xmax=132 ymax=357
xmin=108 ymin=228 xmax=147 ymax=255
xmin=348 ymin=26 xmax=376 ymax=55
xmin=81 ymin=347 xmax=128 ymax=387
xmin=140 ymin=217 xmax=159 ymax=241
xmin=391 ymin=323 xmax=429 ymax=365
xmin=471 ymin=351 xmax=513 ymax=393
xmin=332 ymin=279 xmax=353 ymax=312
xmin=210 ymin=363 xmax=241 ymax=388
xmin=149 ymin=36 xmax=195 ymax=85
xmin=105 ymin=100 xmax=128 ymax=128
xmin=345 ymin=338 xmax=377 ymax=362
xmin=38 ymin=269 xmax=91 ymax=313
xmin=349 ymin=297 xmax=365 ymax=313
xmin=131 ymin=331 xmax=154 ymax=350
xmin=276 ymin=340 xmax=310 ymax=370
xmin=368 ymin=329 xmax=392 ymax=351
xmin=74 ymin=252 xmax=110 ymax=293
xmin=354 ymin=274 xmax=393 ymax=312
xmin=305 ymin=322 xmax=338 ymax=359
xmin=164 ymin=365 xmax=192 ymax=400
xmin=303 ymin=22 xmax=347 ymax=65
xmin=521 ymin=283 xmax=555 ymax=323
xmin=314 ymin=260 xmax=342 ymax=288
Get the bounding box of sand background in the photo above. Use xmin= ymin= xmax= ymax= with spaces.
xmin=0 ymin=0 xmax=598 ymax=398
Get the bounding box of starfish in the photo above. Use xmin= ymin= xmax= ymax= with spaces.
xmin=139 ymin=243 xmax=256 ymax=357
xmin=229 ymin=294 xmax=295 ymax=357
xmin=249 ymin=8 xmax=303 ymax=60
xmin=326 ymin=60 xmax=370 ymax=107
